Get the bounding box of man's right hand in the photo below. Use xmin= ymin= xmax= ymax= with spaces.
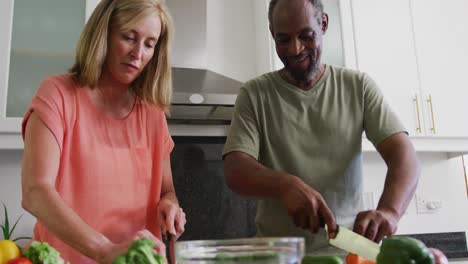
xmin=279 ymin=176 xmax=337 ymax=238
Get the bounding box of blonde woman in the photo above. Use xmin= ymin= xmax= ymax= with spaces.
xmin=20 ymin=0 xmax=185 ymax=263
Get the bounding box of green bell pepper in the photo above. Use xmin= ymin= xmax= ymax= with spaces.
xmin=377 ymin=236 xmax=435 ymax=264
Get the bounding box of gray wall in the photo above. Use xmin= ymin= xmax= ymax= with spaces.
xmin=0 ymin=150 xmax=34 ymax=247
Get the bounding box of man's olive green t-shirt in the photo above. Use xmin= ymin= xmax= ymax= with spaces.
xmin=222 ymin=65 xmax=406 ymax=253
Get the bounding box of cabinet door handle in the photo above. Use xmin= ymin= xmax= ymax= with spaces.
xmin=427 ymin=94 xmax=436 ymax=134
xmin=413 ymin=95 xmax=422 ymax=134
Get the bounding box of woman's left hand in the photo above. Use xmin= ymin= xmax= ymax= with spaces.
xmin=157 ymin=197 xmax=186 ymax=239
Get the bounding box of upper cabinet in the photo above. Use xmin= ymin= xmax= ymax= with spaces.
xmin=6 ymin=0 xmax=86 ymax=118
xmin=410 ymin=0 xmax=468 ymax=137
xmin=321 ymin=0 xmax=346 ymax=67
xmin=352 ymin=0 xmax=422 ymax=136
xmin=0 ymin=0 xmax=99 ymax=119
xmin=351 ymin=0 xmax=468 ymax=138
xmin=0 ymin=0 xmax=98 ymax=148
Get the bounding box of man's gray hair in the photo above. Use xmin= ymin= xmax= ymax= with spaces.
xmin=268 ymin=0 xmax=324 ymax=26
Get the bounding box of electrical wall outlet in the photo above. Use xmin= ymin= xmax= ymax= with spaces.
xmin=415 ymin=194 xmax=442 ymax=214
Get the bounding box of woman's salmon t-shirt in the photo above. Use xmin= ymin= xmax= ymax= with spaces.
xmin=21 ymin=74 xmax=174 ymax=263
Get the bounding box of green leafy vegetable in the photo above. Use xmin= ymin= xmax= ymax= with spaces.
xmin=22 ymin=241 xmax=65 ymax=264
xmin=112 ymin=238 xmax=164 ymax=264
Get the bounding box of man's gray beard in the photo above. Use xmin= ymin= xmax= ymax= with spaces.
xmin=287 ymin=59 xmax=320 ymax=83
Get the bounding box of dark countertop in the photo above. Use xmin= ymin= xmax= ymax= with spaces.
xmin=400 ymin=232 xmax=468 ymax=259
xmin=445 ymin=251 xmax=468 ymax=259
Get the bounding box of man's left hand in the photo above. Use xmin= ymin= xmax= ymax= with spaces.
xmin=429 ymin=248 xmax=449 ymax=264
xmin=353 ymin=209 xmax=399 ymax=243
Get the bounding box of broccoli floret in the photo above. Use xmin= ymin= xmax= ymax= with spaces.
xmin=112 ymin=255 xmax=127 ymax=264
xmin=22 ymin=241 xmax=65 ymax=264
xmin=112 ymin=238 xmax=164 ymax=264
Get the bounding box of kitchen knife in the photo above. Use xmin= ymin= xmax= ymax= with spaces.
xmin=326 ymin=225 xmax=380 ymax=262
xmin=169 ymin=233 xmax=176 ymax=264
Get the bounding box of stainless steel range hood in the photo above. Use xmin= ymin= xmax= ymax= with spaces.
xmin=169 ymin=67 xmax=243 ymax=125
xmin=166 ymin=0 xmax=244 ymax=125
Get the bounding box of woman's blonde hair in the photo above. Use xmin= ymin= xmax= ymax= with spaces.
xmin=70 ymin=0 xmax=173 ymax=111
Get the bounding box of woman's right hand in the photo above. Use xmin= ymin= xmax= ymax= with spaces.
xmin=158 ymin=197 xmax=186 ymax=240
xmin=98 ymin=230 xmax=166 ymax=264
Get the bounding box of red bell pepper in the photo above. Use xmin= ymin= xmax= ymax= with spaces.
xmin=7 ymin=257 xmax=33 ymax=264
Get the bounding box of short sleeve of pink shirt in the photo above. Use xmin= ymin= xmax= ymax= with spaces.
xmin=22 ymin=74 xmax=174 ymax=264
xmin=22 ymin=76 xmax=68 ymax=150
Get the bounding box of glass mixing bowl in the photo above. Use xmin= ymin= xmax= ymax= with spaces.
xmin=176 ymin=237 xmax=305 ymax=264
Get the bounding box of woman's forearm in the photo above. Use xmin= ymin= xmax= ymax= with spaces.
xmin=22 ymin=184 xmax=112 ymax=262
xmin=160 ymin=190 xmax=178 ymax=204
xmin=160 ymin=157 xmax=178 ymax=204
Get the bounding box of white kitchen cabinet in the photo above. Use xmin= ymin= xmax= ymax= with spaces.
xmin=351 ymin=0 xmax=424 ymax=136
xmin=410 ymin=0 xmax=468 ymax=137
xmin=0 ymin=0 xmax=99 ymax=148
xmin=351 ymin=0 xmax=468 ymax=138
xmin=0 ymin=1 xmax=14 ymax=120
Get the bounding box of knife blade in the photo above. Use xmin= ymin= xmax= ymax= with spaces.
xmin=326 ymin=225 xmax=380 ymax=261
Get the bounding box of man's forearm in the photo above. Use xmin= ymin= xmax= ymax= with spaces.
xmin=378 ymin=166 xmax=419 ymax=218
xmin=224 ymin=152 xmax=294 ymax=198
xmin=377 ymin=135 xmax=420 ymax=218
